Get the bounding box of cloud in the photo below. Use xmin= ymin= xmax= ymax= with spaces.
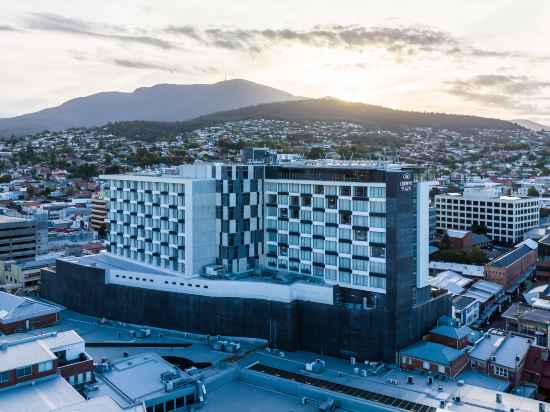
xmin=0 ymin=25 xmax=21 ymax=32
xmin=110 ymin=58 xmax=180 ymax=73
xmin=164 ymin=24 xmax=550 ymax=64
xmin=24 ymin=12 xmax=177 ymax=50
xmin=165 ymin=25 xmax=461 ymax=56
xmin=447 ymin=74 xmax=550 ymax=114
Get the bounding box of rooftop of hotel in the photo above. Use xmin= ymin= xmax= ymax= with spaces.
xmin=57 ymin=252 xmax=330 ymax=288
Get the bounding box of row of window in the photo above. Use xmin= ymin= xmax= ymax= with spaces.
xmin=265 ymin=258 xmax=387 ymax=289
xmin=436 ymin=197 xmax=538 ymax=208
xmin=0 ymin=361 xmax=54 ymax=384
xmin=114 ymin=274 xmax=207 ymax=289
xmin=108 ymin=180 xmax=185 ymax=193
xmin=265 ymin=182 xmax=386 ymax=198
xmin=110 ymin=248 xmax=185 ymax=272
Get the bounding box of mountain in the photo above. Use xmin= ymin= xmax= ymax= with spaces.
xmin=105 ymin=97 xmax=521 ymax=141
xmin=511 ymin=119 xmax=549 ymax=131
xmin=192 ymin=98 xmax=520 ymax=130
xmin=0 ymin=79 xmax=298 ymax=137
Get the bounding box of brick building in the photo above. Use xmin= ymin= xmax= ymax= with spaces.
xmin=446 ymin=229 xmax=474 ymax=249
xmin=0 ymin=291 xmax=60 ymax=334
xmin=469 ymin=333 xmax=532 ymax=386
xmin=0 ymin=330 xmax=93 ymax=391
xmin=485 ymin=240 xmax=537 ymax=291
xmin=399 ymin=341 xmax=468 ymax=378
xmin=426 ymin=325 xmax=473 ymax=350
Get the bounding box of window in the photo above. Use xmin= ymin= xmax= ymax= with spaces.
xmin=300 ymin=236 xmax=312 ymax=248
xmin=353 ymin=274 xmax=369 ymax=286
xmin=352 ymin=215 xmax=368 ymax=227
xmin=370 ymin=261 xmax=386 ymax=274
xmin=369 ymin=186 xmax=386 ymax=198
xmin=370 ymin=201 xmax=386 ymax=213
xmin=370 ymin=246 xmax=385 ymax=258
xmin=370 ymin=216 xmax=386 ymax=228
xmin=313 ymin=225 xmax=324 ymax=236
xmin=165 ymin=400 xmax=175 ymax=412
xmin=325 ymin=212 xmax=337 ymax=224
xmin=353 ymin=200 xmax=369 ymax=212
xmin=300 ymin=210 xmax=312 ymax=220
xmin=0 ymin=371 xmax=9 ymax=384
xmin=354 ymin=228 xmax=368 ymax=242
xmin=325 ymin=268 xmax=337 ymax=281
xmin=494 ymin=366 xmax=508 ymax=378
xmin=370 ymin=276 xmax=386 ymax=289
xmin=325 ymin=240 xmax=337 ymax=252
xmin=339 ymin=257 xmax=351 ymax=269
xmin=338 ymin=241 xmax=351 ymax=254
xmin=353 ymin=244 xmax=369 ymax=257
xmin=313 ymin=197 xmax=324 ymax=208
xmin=16 ymin=366 xmax=32 ymax=378
xmin=38 ymin=361 xmax=53 ymax=373
xmin=325 ymin=225 xmax=337 ymax=238
xmin=325 ymin=254 xmax=337 ymax=266
xmin=339 ymin=271 xmax=351 ymax=283
xmin=438 ymin=365 xmax=445 ymax=374
xmin=340 ymin=186 xmax=351 ymax=196
xmin=369 ymin=231 xmax=386 ymax=244
xmin=339 ymin=228 xmax=351 ymax=240
xmin=352 ymin=259 xmax=369 ymax=272
xmin=422 ymin=361 xmax=430 ymax=370
xmin=339 ymin=198 xmax=351 ymax=210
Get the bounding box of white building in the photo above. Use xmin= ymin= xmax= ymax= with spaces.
xmin=435 ymin=192 xmax=539 ymax=244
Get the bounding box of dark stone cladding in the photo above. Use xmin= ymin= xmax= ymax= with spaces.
xmin=41 ymin=260 xmax=450 ymax=363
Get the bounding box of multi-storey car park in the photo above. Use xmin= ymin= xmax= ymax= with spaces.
xmin=435 ymin=192 xmax=539 ymax=245
xmin=41 ymin=160 xmax=450 ymax=363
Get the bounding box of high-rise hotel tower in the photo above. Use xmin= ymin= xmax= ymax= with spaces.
xmin=42 ymin=160 xmax=449 ymax=362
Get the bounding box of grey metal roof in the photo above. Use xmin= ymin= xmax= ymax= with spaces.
xmin=0 ymin=376 xmax=84 ymax=412
xmin=453 ymin=295 xmax=477 ymax=310
xmin=489 ymin=245 xmax=533 ymax=268
xmin=502 ymin=302 xmax=550 ymax=325
xmin=0 ymin=291 xmax=60 ymax=324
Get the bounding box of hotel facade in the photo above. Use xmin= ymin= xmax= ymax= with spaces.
xmin=42 ymin=161 xmax=449 ymax=362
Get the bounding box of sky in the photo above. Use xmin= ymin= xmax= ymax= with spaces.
xmin=1 ymin=0 xmax=550 ymax=124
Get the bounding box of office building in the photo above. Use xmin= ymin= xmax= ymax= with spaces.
xmin=90 ymin=194 xmax=107 ymax=234
xmin=42 ymin=161 xmax=450 ymax=362
xmin=0 ymin=214 xmax=48 ymax=262
xmin=435 ymin=192 xmax=539 ymax=244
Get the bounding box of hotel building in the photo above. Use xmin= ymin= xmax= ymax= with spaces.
xmin=42 ymin=161 xmax=449 ymax=362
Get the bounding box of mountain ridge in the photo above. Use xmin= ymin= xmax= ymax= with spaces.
xmin=511 ymin=119 xmax=549 ymax=131
xmin=103 ymin=98 xmax=522 ymax=142
xmin=0 ymin=79 xmax=299 ymax=137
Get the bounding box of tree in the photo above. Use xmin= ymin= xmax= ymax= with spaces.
xmin=71 ymin=163 xmax=98 ymax=179
xmin=471 ymin=223 xmax=488 ymax=235
xmin=469 ymin=247 xmax=488 ymax=265
xmin=305 ymin=147 xmax=326 ymax=159
xmin=527 ymin=187 xmax=540 ymax=197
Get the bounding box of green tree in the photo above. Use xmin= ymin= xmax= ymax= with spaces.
xmin=527 ymin=187 xmax=540 ymax=197
xmin=305 ymin=147 xmax=326 ymax=159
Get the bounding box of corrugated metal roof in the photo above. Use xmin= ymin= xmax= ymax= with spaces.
xmin=490 ymin=245 xmax=533 ymax=268
xmin=0 ymin=291 xmax=60 ymax=324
